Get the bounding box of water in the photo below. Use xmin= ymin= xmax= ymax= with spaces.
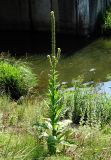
xmin=22 ymin=38 xmax=111 ymax=95
xmin=1 ymin=32 xmax=111 ymax=94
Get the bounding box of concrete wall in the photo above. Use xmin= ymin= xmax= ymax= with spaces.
xmin=0 ymin=0 xmax=111 ymax=34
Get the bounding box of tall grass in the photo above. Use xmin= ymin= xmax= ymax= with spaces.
xmin=0 ymin=95 xmax=48 ymax=160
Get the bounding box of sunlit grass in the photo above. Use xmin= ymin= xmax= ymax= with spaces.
xmin=1 ymin=94 xmax=111 ymax=160
xmin=0 ymin=95 xmax=48 ymax=160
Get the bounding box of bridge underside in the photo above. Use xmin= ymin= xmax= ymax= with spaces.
xmin=0 ymin=0 xmax=110 ymax=35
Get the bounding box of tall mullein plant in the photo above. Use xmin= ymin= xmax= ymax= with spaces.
xmin=47 ymin=11 xmax=62 ymax=155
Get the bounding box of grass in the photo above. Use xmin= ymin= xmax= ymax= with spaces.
xmin=0 ymin=95 xmax=48 ymax=160
xmin=65 ymin=125 xmax=111 ymax=160
xmin=0 ymin=133 xmax=37 ymax=160
xmin=1 ymin=91 xmax=111 ymax=160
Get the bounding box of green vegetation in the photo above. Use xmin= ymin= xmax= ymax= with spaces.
xmin=1 ymin=11 xmax=111 ymax=160
xmin=64 ymin=77 xmax=111 ymax=125
xmin=1 ymin=95 xmax=111 ymax=159
xmin=47 ymin=11 xmax=64 ymax=155
xmin=0 ymin=96 xmax=48 ymax=160
xmin=35 ymin=11 xmax=72 ymax=155
xmin=101 ymin=7 xmax=111 ymax=34
xmin=46 ymin=11 xmax=73 ymax=155
xmin=0 ymin=55 xmax=37 ymax=100
xmin=103 ymin=8 xmax=111 ymax=29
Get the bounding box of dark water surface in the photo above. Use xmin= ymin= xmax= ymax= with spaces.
xmin=23 ymin=38 xmax=111 ymax=81
xmin=23 ymin=38 xmax=111 ymax=95
xmin=1 ymin=32 xmax=111 ymax=94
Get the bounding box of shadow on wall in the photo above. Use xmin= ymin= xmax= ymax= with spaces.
xmin=0 ymin=0 xmax=109 ymax=55
xmin=0 ymin=0 xmax=110 ymax=34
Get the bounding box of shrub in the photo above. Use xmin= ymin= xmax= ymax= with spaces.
xmin=64 ymin=78 xmax=111 ymax=125
xmin=101 ymin=7 xmax=111 ymax=34
xmin=0 ymin=59 xmax=37 ymax=100
xmin=103 ymin=8 xmax=111 ymax=29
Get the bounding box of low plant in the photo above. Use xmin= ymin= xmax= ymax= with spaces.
xmin=65 ymin=124 xmax=111 ymax=160
xmin=64 ymin=78 xmax=111 ymax=125
xmin=0 ymin=58 xmax=37 ymax=100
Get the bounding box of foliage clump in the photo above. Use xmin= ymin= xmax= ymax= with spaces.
xmin=0 ymin=57 xmax=37 ymax=100
xmin=101 ymin=7 xmax=111 ymax=34
xmin=64 ymin=78 xmax=111 ymax=126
